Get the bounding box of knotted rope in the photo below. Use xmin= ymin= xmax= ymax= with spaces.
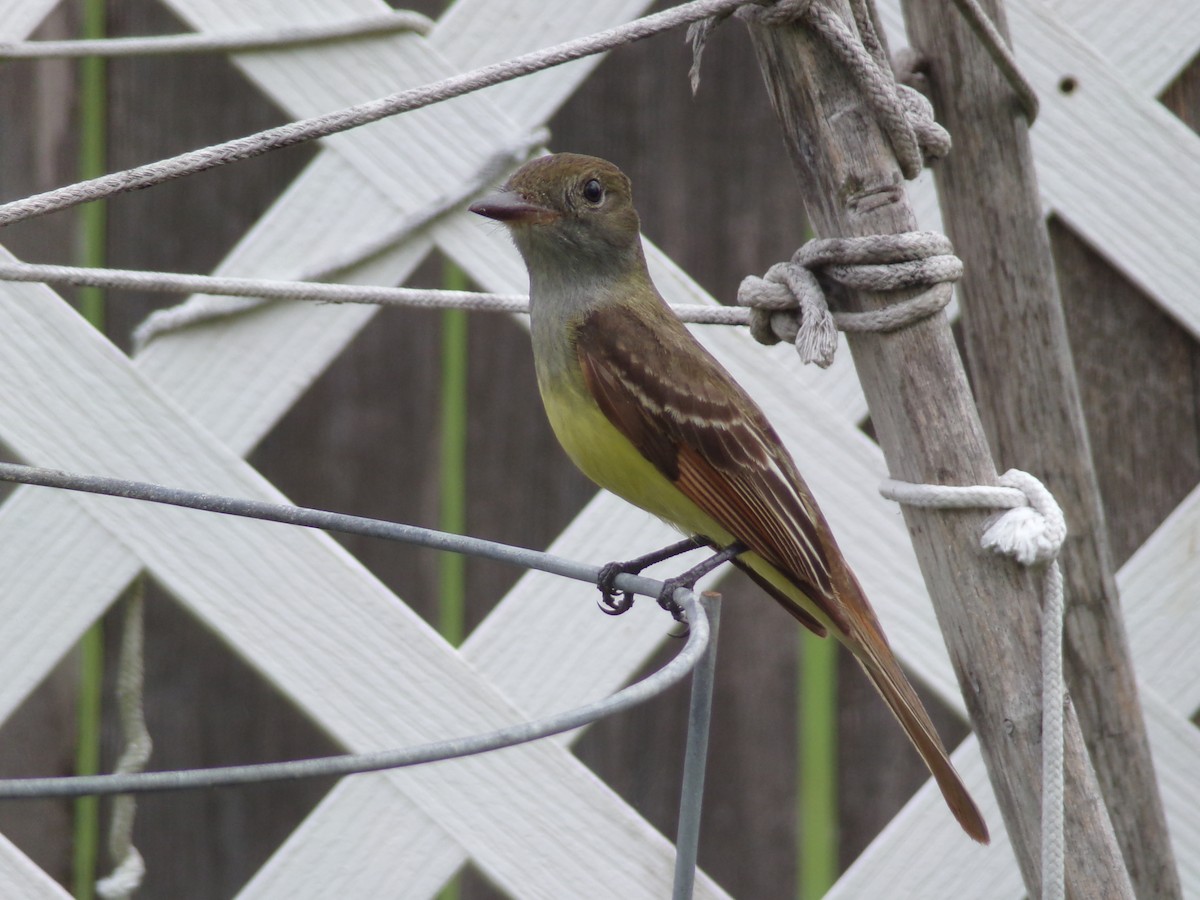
xmin=736 ymin=231 xmax=960 ymax=366
xmin=881 ymin=469 xmax=1066 ymax=900
xmin=694 ymin=0 xmax=1036 ymax=369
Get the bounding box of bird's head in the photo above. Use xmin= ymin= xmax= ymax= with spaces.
xmin=470 ymin=153 xmax=644 ymax=276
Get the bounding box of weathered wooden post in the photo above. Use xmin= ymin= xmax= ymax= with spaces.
xmin=739 ymin=2 xmax=1132 ymax=894
xmin=901 ymin=1 xmax=1180 ymax=895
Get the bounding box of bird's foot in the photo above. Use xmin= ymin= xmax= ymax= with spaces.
xmin=596 ymin=536 xmax=708 ymax=616
xmin=596 ymin=560 xmax=636 ymax=616
xmin=654 ymin=541 xmax=748 ymax=633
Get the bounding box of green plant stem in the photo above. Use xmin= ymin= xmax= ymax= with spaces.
xmin=438 ymin=263 xmax=469 ymax=649
xmin=73 ymin=2 xmax=108 ymax=898
xmin=799 ymin=631 xmax=837 ymax=899
xmin=72 ymin=630 xmax=103 ymax=900
xmin=435 ymin=265 xmax=468 ymax=900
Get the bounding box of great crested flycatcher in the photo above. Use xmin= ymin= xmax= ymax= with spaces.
xmin=470 ymin=153 xmax=988 ymax=844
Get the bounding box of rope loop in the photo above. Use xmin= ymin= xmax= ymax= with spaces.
xmin=982 ymin=469 xmax=1067 ymax=566
xmin=878 ymin=468 xmax=1066 ymax=566
xmin=879 ymin=466 xmax=1066 ymax=899
xmin=897 ymin=82 xmax=951 ymax=161
xmin=739 ymin=260 xmax=838 ymax=364
xmin=736 ymin=231 xmax=959 ymax=366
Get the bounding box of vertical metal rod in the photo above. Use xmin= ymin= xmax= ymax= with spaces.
xmin=672 ymin=592 xmax=722 ymax=900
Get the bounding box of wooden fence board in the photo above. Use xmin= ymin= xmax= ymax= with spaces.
xmin=0 ymin=832 xmax=69 ymax=900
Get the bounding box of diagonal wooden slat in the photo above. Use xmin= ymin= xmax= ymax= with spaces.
xmin=0 ymin=830 xmax=68 ymax=900
xmin=0 ymin=489 xmax=138 ymax=724
xmin=1011 ymin=0 xmax=1200 ymax=339
xmin=0 ymin=0 xmax=59 ymax=39
xmin=239 ymin=773 xmax=475 ymax=898
xmin=1050 ymin=0 xmax=1200 ymax=95
xmin=1118 ymin=480 xmax=1200 ymax=711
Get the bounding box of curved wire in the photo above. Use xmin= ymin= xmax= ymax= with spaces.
xmin=0 ymin=462 xmax=663 ymax=599
xmin=0 ymin=461 xmax=711 ymax=799
xmin=0 ymin=595 xmax=709 ymax=799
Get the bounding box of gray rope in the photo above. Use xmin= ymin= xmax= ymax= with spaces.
xmin=0 ymin=262 xmax=527 ymax=311
xmin=949 ymin=0 xmax=1039 ymax=122
xmin=736 ymin=231 xmax=960 ymax=365
xmin=0 ymin=259 xmax=751 ymax=328
xmin=692 ymin=0 xmax=1038 ymax=166
xmin=0 ymin=0 xmax=751 ymax=228
xmin=880 ymin=469 xmax=1065 ymax=899
xmin=846 ymin=0 xmax=952 ymax=160
xmin=95 ymin=583 xmax=152 ymax=900
xmin=0 ymin=11 xmax=432 ymax=59
xmin=131 ymin=127 xmax=548 ymax=348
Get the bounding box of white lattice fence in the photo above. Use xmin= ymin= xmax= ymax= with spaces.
xmin=0 ymin=0 xmax=1196 ymax=896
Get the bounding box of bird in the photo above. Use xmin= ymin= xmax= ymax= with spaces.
xmin=470 ymin=152 xmax=988 ymax=844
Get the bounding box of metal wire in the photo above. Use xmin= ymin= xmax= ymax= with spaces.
xmin=0 ymin=462 xmax=715 ymax=804
xmin=0 ymin=461 xmax=665 ymax=599
xmin=673 ymin=594 xmax=722 ymax=899
xmin=0 ymin=592 xmax=711 ymax=800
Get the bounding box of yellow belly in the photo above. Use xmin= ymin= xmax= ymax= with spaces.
xmin=539 ymin=375 xmax=833 ymax=629
xmin=540 ymin=377 xmax=730 ymax=541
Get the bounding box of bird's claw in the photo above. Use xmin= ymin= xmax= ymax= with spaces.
xmin=596 ymin=538 xmax=741 ymax=629
xmin=597 ymin=561 xmax=636 ymax=616
xmin=597 ymin=590 xmax=636 ymax=616
xmin=655 ymin=579 xmax=688 ymax=623
xmin=656 ymin=541 xmax=747 ymax=632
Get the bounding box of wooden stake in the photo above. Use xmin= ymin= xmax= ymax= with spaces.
xmin=742 ymin=5 xmax=1133 ymax=895
xmin=901 ymin=0 xmax=1181 ymax=895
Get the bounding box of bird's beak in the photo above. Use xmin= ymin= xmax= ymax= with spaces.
xmin=469 ymin=190 xmax=558 ymax=225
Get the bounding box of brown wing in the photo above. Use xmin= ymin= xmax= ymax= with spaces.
xmin=576 ymin=301 xmax=990 ymax=844
xmin=574 ymin=301 xmax=849 ymax=634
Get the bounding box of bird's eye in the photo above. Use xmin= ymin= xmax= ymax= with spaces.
xmin=582 ymin=179 xmax=604 ymax=204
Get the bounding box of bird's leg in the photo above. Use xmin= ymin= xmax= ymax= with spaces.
xmin=596 ymin=536 xmax=708 ymax=616
xmin=656 ymin=541 xmax=748 ymax=624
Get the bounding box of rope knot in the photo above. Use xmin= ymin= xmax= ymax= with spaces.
xmin=897 ymin=83 xmax=950 ymax=162
xmin=737 ymin=259 xmax=838 ymax=366
xmin=981 ymin=469 xmax=1067 ymax=566
xmin=878 ymin=466 xmax=1065 ymax=897
xmin=737 ymin=231 xmax=961 ymax=366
